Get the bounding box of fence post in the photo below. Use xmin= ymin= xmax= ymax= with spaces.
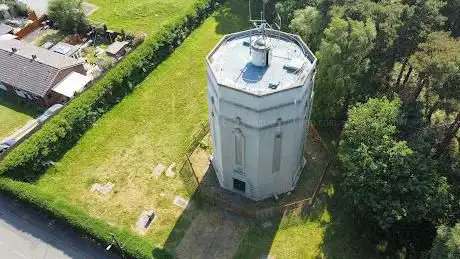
xmin=187 ymin=156 xmax=200 ymax=188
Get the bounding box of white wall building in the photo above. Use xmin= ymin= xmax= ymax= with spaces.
xmin=206 ymin=28 xmax=317 ymax=201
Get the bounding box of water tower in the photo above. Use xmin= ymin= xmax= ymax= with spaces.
xmin=206 ymin=5 xmax=317 ymax=201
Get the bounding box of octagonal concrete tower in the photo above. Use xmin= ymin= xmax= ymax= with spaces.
xmin=206 ymin=27 xmax=317 ymax=201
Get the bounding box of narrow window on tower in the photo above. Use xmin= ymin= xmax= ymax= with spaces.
xmin=234 ymin=129 xmax=244 ymax=167
xmin=273 ymin=132 xmax=282 ymax=173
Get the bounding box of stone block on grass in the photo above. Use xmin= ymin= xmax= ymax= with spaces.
xmin=166 ymin=163 xmax=176 ymax=177
xmin=152 ymin=163 xmax=166 ymax=178
xmin=135 ymin=210 xmax=155 ymax=234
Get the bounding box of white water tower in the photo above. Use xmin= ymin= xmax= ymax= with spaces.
xmin=206 ymin=24 xmax=317 ymax=201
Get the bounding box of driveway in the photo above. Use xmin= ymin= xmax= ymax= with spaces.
xmin=18 ymin=0 xmax=97 ymax=16
xmin=18 ymin=0 xmax=48 ymax=16
xmin=0 ymin=194 xmax=119 ymax=259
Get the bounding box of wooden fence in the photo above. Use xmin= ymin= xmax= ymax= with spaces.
xmin=15 ymin=15 xmax=46 ymax=39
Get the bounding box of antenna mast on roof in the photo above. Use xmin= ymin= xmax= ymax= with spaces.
xmin=249 ymin=0 xmax=270 ymax=31
xmin=248 ymin=0 xmax=282 ymax=37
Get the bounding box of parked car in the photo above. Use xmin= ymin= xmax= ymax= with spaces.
xmin=36 ymin=104 xmax=64 ymax=124
xmin=0 ymin=139 xmax=17 ymax=156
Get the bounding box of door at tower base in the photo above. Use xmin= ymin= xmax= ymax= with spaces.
xmin=206 ymin=28 xmax=317 ymax=201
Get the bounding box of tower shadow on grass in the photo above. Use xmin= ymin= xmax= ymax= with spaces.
xmin=152 ymin=164 xmax=283 ymax=259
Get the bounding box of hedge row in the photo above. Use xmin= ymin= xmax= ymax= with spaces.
xmin=0 ymin=0 xmax=223 ymax=258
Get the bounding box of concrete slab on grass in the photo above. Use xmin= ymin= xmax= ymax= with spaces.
xmin=262 ymin=221 xmax=272 ymax=228
xmin=166 ymin=163 xmax=176 ymax=177
xmin=135 ymin=210 xmax=155 ymax=234
xmin=90 ymin=183 xmax=113 ymax=195
xmin=174 ymin=196 xmax=189 ymax=209
xmin=152 ymin=163 xmax=166 ymax=178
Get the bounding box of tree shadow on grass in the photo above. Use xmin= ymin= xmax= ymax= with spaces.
xmin=152 ymin=165 xmax=282 ymax=259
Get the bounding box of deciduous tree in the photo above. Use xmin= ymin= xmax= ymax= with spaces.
xmin=339 ymin=97 xmax=452 ymax=230
xmin=313 ymin=17 xmax=376 ymax=120
xmin=48 ymin=0 xmax=89 ymax=34
xmin=289 ymin=6 xmax=325 ymax=51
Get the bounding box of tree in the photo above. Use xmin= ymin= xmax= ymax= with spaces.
xmin=407 ymin=32 xmax=460 ymax=102
xmin=328 ymin=0 xmax=408 ymax=90
xmin=313 ymin=17 xmax=376 ymax=120
xmin=393 ymin=0 xmax=446 ymax=89
xmin=442 ymin=0 xmax=460 ymax=37
xmin=275 ymin=0 xmax=304 ymax=30
xmin=48 ymin=0 xmax=89 ymax=34
xmin=339 ymin=97 xmax=452 ymax=230
xmin=431 ymin=223 xmax=460 ymax=259
xmin=289 ymin=6 xmax=325 ymax=51
xmin=401 ymin=32 xmax=460 ymax=156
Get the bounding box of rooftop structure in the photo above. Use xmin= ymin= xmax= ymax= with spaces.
xmin=207 ymin=28 xmax=316 ymax=96
xmin=106 ymin=41 xmax=129 ymax=58
xmin=207 ymin=27 xmax=317 ymax=201
xmin=50 ymin=42 xmax=81 ymax=58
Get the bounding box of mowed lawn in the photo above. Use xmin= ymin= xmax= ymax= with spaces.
xmin=86 ymin=0 xmax=198 ymax=33
xmin=0 ymin=95 xmax=41 ymax=140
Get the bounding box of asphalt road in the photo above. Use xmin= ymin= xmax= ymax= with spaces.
xmin=0 ymin=194 xmax=119 ymax=259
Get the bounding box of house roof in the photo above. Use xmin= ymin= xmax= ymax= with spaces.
xmin=106 ymin=41 xmax=129 ymax=56
xmin=0 ymin=39 xmax=83 ymax=97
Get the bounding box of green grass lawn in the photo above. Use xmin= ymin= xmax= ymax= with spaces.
xmin=85 ymin=0 xmax=199 ymax=33
xmin=0 ymin=94 xmax=41 ymax=140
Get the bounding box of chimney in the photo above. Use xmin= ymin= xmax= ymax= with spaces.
xmin=32 ymin=54 xmax=37 ymax=60
xmin=11 ymin=47 xmax=17 ymax=53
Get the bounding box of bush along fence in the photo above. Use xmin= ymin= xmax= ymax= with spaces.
xmin=0 ymin=0 xmax=224 ymax=181
xmin=0 ymin=0 xmax=223 ymax=258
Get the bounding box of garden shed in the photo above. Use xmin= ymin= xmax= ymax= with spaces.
xmin=106 ymin=41 xmax=129 ymax=58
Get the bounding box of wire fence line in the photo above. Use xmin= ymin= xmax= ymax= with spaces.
xmin=177 ymin=122 xmax=210 ymax=194
xmin=177 ymin=122 xmax=333 ymax=219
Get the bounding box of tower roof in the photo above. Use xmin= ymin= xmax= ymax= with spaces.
xmin=206 ymin=28 xmax=317 ymax=96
